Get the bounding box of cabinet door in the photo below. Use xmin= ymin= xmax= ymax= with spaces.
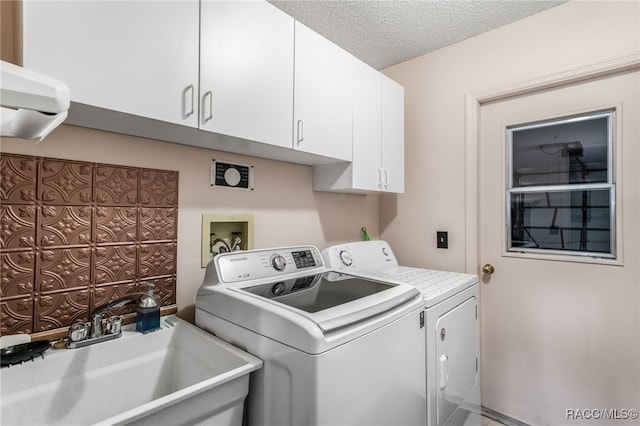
xmin=352 ymin=60 xmax=382 ymax=191
xmin=381 ymin=75 xmax=405 ymax=193
xmin=294 ymin=22 xmax=353 ymax=161
xmin=22 ymin=0 xmax=200 ymax=128
xmin=199 ymin=0 xmax=294 ymax=148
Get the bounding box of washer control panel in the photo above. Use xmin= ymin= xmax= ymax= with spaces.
xmin=322 ymin=240 xmax=399 ymax=272
xmin=292 ymin=250 xmax=317 ymax=269
xmin=216 ymin=246 xmax=324 ymax=283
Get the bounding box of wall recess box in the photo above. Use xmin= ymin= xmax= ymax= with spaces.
xmin=201 ymin=214 xmax=254 ymax=267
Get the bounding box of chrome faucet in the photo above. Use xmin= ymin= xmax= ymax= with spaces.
xmin=67 ymin=296 xmax=140 ymax=349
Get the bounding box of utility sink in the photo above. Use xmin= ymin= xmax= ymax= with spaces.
xmin=0 ymin=315 xmax=262 ymax=426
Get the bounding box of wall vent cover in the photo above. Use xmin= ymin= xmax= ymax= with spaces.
xmin=210 ymin=160 xmax=254 ymax=190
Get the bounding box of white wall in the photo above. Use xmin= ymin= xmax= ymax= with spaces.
xmin=1 ymin=125 xmax=379 ymax=321
xmin=381 ymin=0 xmax=639 ymax=424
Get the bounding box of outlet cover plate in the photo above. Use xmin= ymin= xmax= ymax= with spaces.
xmin=437 ymin=231 xmax=448 ymax=249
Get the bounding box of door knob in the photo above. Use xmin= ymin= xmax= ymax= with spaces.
xmin=482 ymin=264 xmax=495 ymax=274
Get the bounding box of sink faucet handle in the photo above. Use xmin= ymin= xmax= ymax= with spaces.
xmin=69 ymin=321 xmax=89 ymax=342
xmin=106 ymin=315 xmax=123 ymax=335
xmin=90 ymin=296 xmax=139 ymax=338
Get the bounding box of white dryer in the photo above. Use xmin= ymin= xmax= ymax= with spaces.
xmin=196 ymin=245 xmax=427 ymax=426
xmin=323 ymin=240 xmax=481 ymax=426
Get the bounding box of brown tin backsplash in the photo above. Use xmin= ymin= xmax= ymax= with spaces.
xmin=1 ymin=153 xmax=178 ymax=335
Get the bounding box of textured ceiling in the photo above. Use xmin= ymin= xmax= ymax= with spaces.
xmin=268 ymin=0 xmax=568 ymax=70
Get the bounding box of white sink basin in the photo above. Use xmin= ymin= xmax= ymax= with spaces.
xmin=0 ymin=315 xmax=262 ymax=426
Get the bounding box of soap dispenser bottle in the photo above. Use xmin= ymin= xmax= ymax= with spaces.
xmin=136 ymin=283 xmax=160 ymax=333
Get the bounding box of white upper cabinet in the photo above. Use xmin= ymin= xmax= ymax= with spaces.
xmin=380 ymin=74 xmax=405 ymax=193
xmin=351 ymin=61 xmax=383 ymax=191
xmin=21 ymin=0 xmax=399 ymax=176
xmin=199 ymin=0 xmax=293 ymax=148
xmin=22 ymin=0 xmax=200 ymax=128
xmin=293 ymin=22 xmax=353 ymax=162
xmin=312 ymin=60 xmax=404 ymax=194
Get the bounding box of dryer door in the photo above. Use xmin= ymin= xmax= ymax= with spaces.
xmin=436 ymin=297 xmax=478 ymax=426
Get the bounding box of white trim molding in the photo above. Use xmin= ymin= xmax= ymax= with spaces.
xmin=464 ymin=52 xmax=640 ymax=274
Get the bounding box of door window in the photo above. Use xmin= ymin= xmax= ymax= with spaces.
xmin=507 ymin=110 xmax=615 ymax=258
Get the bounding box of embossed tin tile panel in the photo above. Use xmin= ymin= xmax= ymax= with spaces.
xmin=1 ymin=251 xmax=35 ymax=298
xmin=36 ymin=288 xmax=90 ymax=332
xmin=139 ymin=242 xmax=177 ymax=278
xmin=0 ymin=155 xmax=37 ymax=204
xmin=96 ymin=165 xmax=138 ymax=206
xmin=39 ymin=205 xmax=92 ymax=247
xmin=94 ymin=245 xmax=137 ymax=284
xmin=140 ymin=169 xmax=178 ymax=206
xmin=95 ymin=206 xmax=138 ymax=244
xmin=1 ymin=297 xmax=33 ymax=334
xmin=37 ymin=248 xmax=92 ymax=292
xmin=41 ymin=160 xmax=93 ymax=205
xmin=0 ymin=205 xmax=37 ymax=250
xmin=140 ymin=207 xmax=176 ymax=241
xmin=0 ymin=154 xmax=178 ymax=336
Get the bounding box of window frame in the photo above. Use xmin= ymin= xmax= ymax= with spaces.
xmin=505 ymin=109 xmax=616 ymax=259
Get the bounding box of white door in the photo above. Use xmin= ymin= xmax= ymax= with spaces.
xmin=23 ymin=0 xmax=200 ymax=128
xmin=478 ymin=71 xmax=639 ymax=425
xmin=294 ymin=21 xmax=353 ymax=161
xmin=199 ymin=0 xmax=294 ymax=148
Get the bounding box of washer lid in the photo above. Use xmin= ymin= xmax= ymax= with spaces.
xmin=196 ymin=271 xmax=423 ymax=353
xmin=234 ymin=271 xmax=416 ymax=334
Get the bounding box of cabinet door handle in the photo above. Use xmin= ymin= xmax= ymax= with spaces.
xmin=182 ymin=84 xmax=194 ymax=119
xmin=297 ymin=119 xmax=304 ymax=144
xmin=377 ymin=168 xmax=383 ymax=186
xmin=202 ymin=91 xmax=213 ymax=124
xmin=384 ymin=168 xmax=390 ymax=186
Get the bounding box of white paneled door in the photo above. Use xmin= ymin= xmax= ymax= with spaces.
xmin=478 ymin=71 xmax=639 ymax=425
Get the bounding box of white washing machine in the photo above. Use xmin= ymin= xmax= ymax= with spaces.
xmin=195 ymin=245 xmax=427 ymax=426
xmin=322 ymin=241 xmax=481 ymax=426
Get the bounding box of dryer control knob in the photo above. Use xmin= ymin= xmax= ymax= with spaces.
xmin=271 ymin=254 xmax=287 ymax=271
xmin=339 ymin=250 xmax=353 ymax=266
